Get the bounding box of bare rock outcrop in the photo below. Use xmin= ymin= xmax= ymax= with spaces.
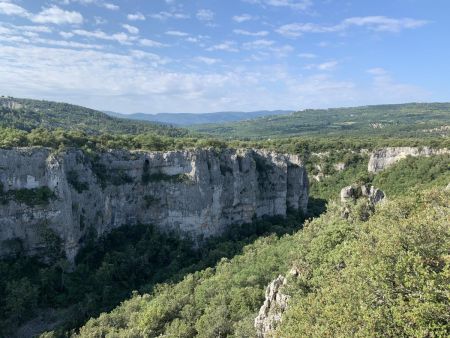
xmin=255 ymin=275 xmax=290 ymax=337
xmin=0 ymin=148 xmax=308 ymax=261
xmin=340 ymin=184 xmax=385 ymax=205
xmin=368 ymin=147 xmax=449 ymax=173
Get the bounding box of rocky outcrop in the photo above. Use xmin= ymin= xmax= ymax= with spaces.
xmin=255 ymin=275 xmax=289 ymax=337
xmin=0 ymin=148 xmax=308 ymax=261
xmin=0 ymin=97 xmax=23 ymax=110
xmin=340 ymin=184 xmax=385 ymax=205
xmin=368 ymin=147 xmax=450 ymax=173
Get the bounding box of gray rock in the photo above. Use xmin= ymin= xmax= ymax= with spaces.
xmin=340 ymin=186 xmax=355 ymax=203
xmin=340 ymin=184 xmax=385 ymax=205
xmin=334 ymin=162 xmax=346 ymax=171
xmin=368 ymin=147 xmax=449 ymax=173
xmin=255 ymin=275 xmax=289 ymax=337
xmin=0 ymin=148 xmax=308 ymax=261
xmin=369 ymin=186 xmax=385 ymax=205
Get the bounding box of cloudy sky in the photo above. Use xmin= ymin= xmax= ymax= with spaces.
xmin=0 ymin=0 xmax=448 ymax=113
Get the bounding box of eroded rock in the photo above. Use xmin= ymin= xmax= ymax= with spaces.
xmin=340 ymin=184 xmax=385 ymax=205
xmin=368 ymin=147 xmax=450 ymax=173
xmin=0 ymin=148 xmax=309 ymax=261
xmin=255 ymin=275 xmax=289 ymax=338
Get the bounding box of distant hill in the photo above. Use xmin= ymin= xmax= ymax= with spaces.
xmin=0 ymin=96 xmax=186 ymax=136
xmin=104 ymin=110 xmax=293 ymax=126
xmin=189 ymin=103 xmax=450 ymax=139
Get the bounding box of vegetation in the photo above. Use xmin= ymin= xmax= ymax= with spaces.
xmin=69 ymin=188 xmax=449 ymax=338
xmin=0 ymin=97 xmax=185 ymax=136
xmin=0 ymin=186 xmax=55 ymax=207
xmin=0 ymin=213 xmax=306 ymax=336
xmin=373 ymin=154 xmax=450 ymax=196
xmin=190 ymin=103 xmax=450 ymax=139
xmin=0 ymin=97 xmax=449 ymax=337
xmin=67 ymin=171 xmax=89 ymax=193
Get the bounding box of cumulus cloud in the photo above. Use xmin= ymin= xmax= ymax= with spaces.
xmin=299 ymin=52 xmax=317 ymax=58
xmin=244 ymin=0 xmax=312 ymax=10
xmin=232 ymin=14 xmax=255 ymax=23
xmin=127 ymin=12 xmax=145 ymax=21
xmin=197 ymin=9 xmax=214 ymax=22
xmin=233 ymin=29 xmax=269 ymax=37
xmin=103 ymin=3 xmax=119 ymax=11
xmin=305 ymin=60 xmax=338 ymax=71
xmin=139 ymin=38 xmax=167 ymax=48
xmin=277 ymin=16 xmax=428 ymax=37
xmin=195 ymin=56 xmax=220 ymax=65
xmin=149 ymin=11 xmax=189 ymax=20
xmin=206 ymin=41 xmax=238 ymax=52
xmin=71 ymin=29 xmax=134 ymax=44
xmin=0 ymin=3 xmax=83 ymax=25
xmin=0 ymin=2 xmax=29 ymax=17
xmin=165 ymin=30 xmax=189 ymax=37
xmin=122 ymin=24 xmax=139 ymax=34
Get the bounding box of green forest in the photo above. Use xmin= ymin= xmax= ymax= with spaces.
xmin=0 ymin=97 xmax=449 ymax=337
xmin=190 ymin=103 xmax=450 ymax=139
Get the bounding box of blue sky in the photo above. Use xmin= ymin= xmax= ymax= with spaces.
xmin=0 ymin=0 xmax=448 ymax=113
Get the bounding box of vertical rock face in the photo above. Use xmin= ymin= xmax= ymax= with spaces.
xmin=0 ymin=148 xmax=308 ymax=261
xmin=254 ymin=275 xmax=290 ymax=338
xmin=368 ymin=147 xmax=450 ymax=173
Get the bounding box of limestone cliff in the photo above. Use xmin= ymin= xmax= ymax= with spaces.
xmin=0 ymin=148 xmax=308 ymax=261
xmin=368 ymin=147 xmax=449 ymax=173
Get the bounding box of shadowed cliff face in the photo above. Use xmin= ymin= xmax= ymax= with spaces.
xmin=0 ymin=148 xmax=308 ymax=261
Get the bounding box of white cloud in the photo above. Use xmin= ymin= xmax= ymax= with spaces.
xmin=122 ymin=24 xmax=139 ymax=34
xmin=94 ymin=16 xmax=107 ymax=25
xmin=232 ymin=14 xmax=254 ymax=23
xmin=277 ymin=16 xmax=428 ymax=37
xmin=305 ymin=60 xmax=338 ymax=71
xmin=343 ymin=16 xmax=428 ymax=32
xmin=365 ymin=67 xmax=429 ymax=103
xmin=59 ymin=0 xmax=119 ymax=10
xmin=149 ymin=11 xmax=189 ymax=20
xmin=244 ymin=0 xmax=312 ymax=10
xmin=60 ymin=31 xmax=74 ymax=38
xmin=33 ymin=6 xmax=83 ymax=25
xmin=243 ymin=39 xmax=275 ymax=49
xmin=139 ymin=38 xmax=166 ymax=48
xmin=0 ymin=42 xmax=430 ymax=113
xmin=195 ymin=56 xmax=220 ymax=65
xmin=197 ymin=9 xmax=214 ymax=22
xmin=0 ymin=3 xmax=83 ymax=25
xmin=103 ymin=3 xmax=119 ymax=11
xmin=165 ymin=30 xmax=189 ymax=37
xmin=127 ymin=12 xmax=145 ymax=21
xmin=0 ymin=2 xmax=29 ymax=17
xmin=299 ymin=52 xmax=317 ymax=58
xmin=233 ymin=29 xmax=269 ymax=37
xmin=72 ymin=29 xmax=133 ymax=44
xmin=207 ymin=41 xmax=238 ymax=52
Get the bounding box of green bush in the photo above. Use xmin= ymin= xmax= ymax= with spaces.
xmin=1 ymin=187 xmax=56 ymax=207
xmin=67 ymin=171 xmax=89 ymax=193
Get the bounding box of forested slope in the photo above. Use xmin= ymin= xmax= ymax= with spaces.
xmin=191 ymin=103 xmax=450 ymax=139
xmin=71 ymin=187 xmax=449 ymax=338
xmin=0 ymin=97 xmax=185 ymax=136
xmin=38 ymin=154 xmax=449 ymax=337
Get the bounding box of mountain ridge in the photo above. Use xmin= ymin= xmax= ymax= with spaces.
xmin=104 ymin=110 xmax=294 ymax=126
